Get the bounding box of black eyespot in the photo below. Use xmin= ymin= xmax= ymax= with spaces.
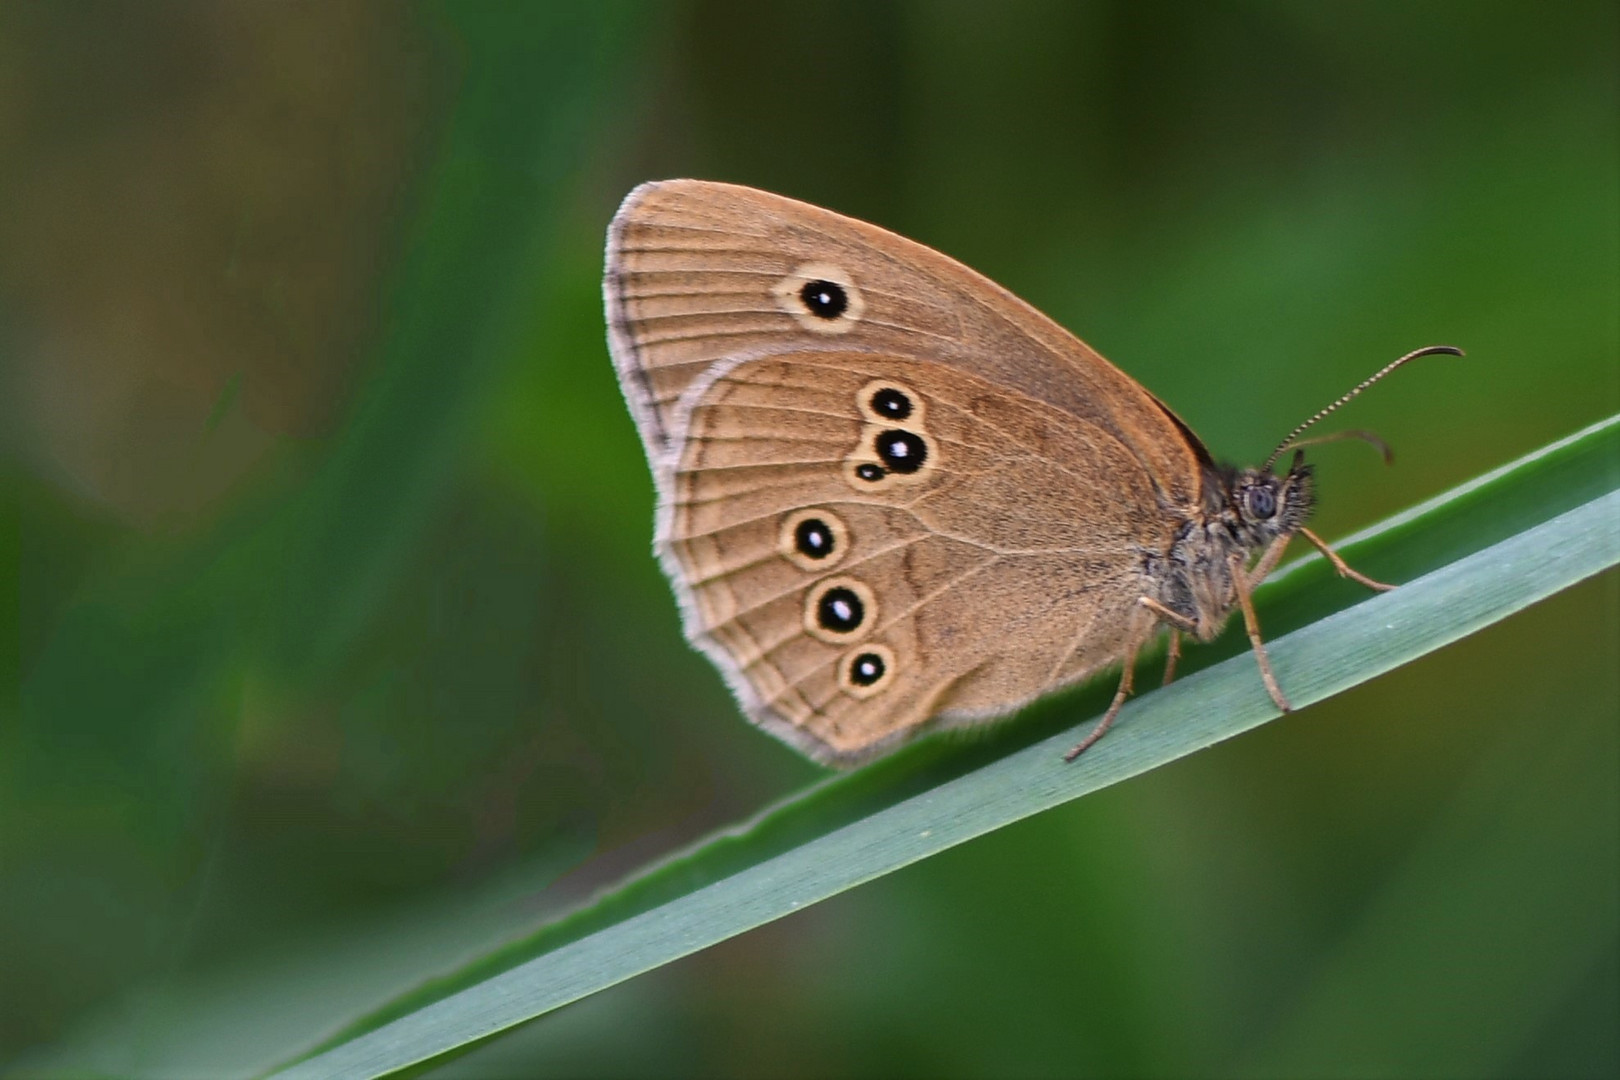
xmin=793 ymin=517 xmax=835 ymax=559
xmin=849 ymin=651 xmax=885 ymax=686
xmin=870 ymin=387 xmax=912 ymax=420
xmin=1246 ymin=485 xmax=1277 ymax=520
xmin=875 ymin=430 xmax=927 ymax=474
xmin=854 ymin=462 xmax=887 ymax=482
xmin=817 ymin=587 xmax=864 ymax=633
xmin=799 ymin=280 xmax=848 ymax=319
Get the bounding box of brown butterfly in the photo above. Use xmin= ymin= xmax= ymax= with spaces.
xmin=603 ymin=179 xmax=1459 ymax=765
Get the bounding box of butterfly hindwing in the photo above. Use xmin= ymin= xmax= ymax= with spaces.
xmin=660 ymin=351 xmax=1158 ymax=763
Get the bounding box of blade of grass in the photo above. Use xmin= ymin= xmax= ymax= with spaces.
xmin=285 ymin=414 xmax=1618 ymax=1072
xmin=265 ymin=416 xmax=1619 ymax=1079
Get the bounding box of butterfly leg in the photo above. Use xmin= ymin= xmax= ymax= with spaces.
xmin=1232 ymin=552 xmax=1292 ymax=713
xmin=1245 ymin=532 xmax=1293 ymax=590
xmin=1062 ymin=642 xmax=1139 ymax=762
xmin=1162 ymin=629 xmax=1182 ymax=687
xmin=1137 ymin=595 xmax=1198 ymax=631
xmin=1300 ymin=527 xmax=1395 ymax=592
xmin=1134 ymin=596 xmax=1194 ymax=686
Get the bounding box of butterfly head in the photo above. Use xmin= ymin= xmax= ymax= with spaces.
xmin=1230 ymin=451 xmax=1314 ymax=542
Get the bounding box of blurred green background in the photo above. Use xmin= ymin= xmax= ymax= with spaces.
xmin=2 ymin=2 xmax=1617 ymax=1076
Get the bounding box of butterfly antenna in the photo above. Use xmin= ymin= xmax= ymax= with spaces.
xmin=1263 ymin=345 xmax=1464 ymax=472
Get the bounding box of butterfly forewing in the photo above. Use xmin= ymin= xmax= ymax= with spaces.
xmin=605 ymin=180 xmax=1204 ymax=506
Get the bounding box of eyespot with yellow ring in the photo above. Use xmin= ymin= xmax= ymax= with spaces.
xmin=772 ymin=262 xmax=865 ymax=334
xmin=857 ymin=380 xmax=926 ymax=427
xmin=778 ymin=508 xmax=849 ymax=573
xmin=842 ymin=423 xmax=939 ymax=492
xmin=839 ymin=643 xmax=896 ymax=699
xmin=803 ymin=576 xmax=877 ymax=644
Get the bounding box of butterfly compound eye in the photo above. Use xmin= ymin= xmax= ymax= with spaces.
xmin=1245 ymin=485 xmax=1277 ymax=520
xmin=799 ymin=280 xmax=848 ymax=319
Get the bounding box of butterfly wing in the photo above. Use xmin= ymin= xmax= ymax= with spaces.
xmin=605 ymin=179 xmax=1206 ymax=507
xmin=604 ymin=180 xmax=1195 ymax=762
xmin=661 ymin=350 xmax=1161 ymax=763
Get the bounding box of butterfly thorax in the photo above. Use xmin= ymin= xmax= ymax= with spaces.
xmin=1146 ymin=459 xmax=1315 ymax=641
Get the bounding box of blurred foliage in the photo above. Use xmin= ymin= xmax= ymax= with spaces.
xmin=1 ymin=1 xmax=1616 ymax=1077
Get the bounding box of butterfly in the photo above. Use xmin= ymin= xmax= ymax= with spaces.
xmin=603 ymin=179 xmax=1459 ymax=764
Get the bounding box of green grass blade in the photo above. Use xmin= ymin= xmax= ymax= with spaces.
xmin=267 ymin=416 xmax=1620 ymax=1079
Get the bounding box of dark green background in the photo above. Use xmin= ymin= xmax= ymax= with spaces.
xmin=2 ymin=2 xmax=1616 ymax=1076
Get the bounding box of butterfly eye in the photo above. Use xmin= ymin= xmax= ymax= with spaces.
xmin=1245 ymin=485 xmax=1277 ymax=520
xmin=799 ymin=280 xmax=848 ymax=319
